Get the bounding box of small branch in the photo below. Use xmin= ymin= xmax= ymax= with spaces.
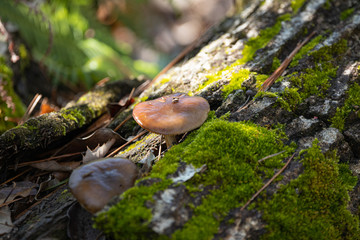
xmin=156 ymin=135 xmax=162 ymax=163
xmin=236 ymin=32 xmax=316 ymax=113
xmin=257 ymin=150 xmax=286 ymax=163
xmin=259 ymin=31 xmax=316 ymax=92
xmin=240 ymin=152 xmax=296 ymax=211
xmin=106 ymin=130 xmax=147 ymax=157
xmin=113 ymin=114 xmax=132 ymax=132
xmin=0 ymin=168 xmax=31 ymax=186
xmin=20 ymin=93 xmax=42 ymax=124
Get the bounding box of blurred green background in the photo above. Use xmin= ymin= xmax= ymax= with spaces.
xmin=0 ymin=0 xmax=233 ymax=132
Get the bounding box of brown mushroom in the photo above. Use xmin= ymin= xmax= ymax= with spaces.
xmin=68 ymin=158 xmax=138 ymax=214
xmin=132 ymin=93 xmax=210 ymax=148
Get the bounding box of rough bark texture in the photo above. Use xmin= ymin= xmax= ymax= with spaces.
xmin=3 ymin=0 xmax=360 ymax=239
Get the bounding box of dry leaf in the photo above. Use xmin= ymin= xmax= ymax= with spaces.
xmin=82 ymin=138 xmax=116 ymax=164
xmin=0 ymin=181 xmax=38 ymax=204
xmin=54 ymin=128 xmax=126 ymax=158
xmin=0 ymin=206 xmax=13 ymax=235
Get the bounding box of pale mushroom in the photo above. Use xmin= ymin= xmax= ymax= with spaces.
xmin=132 ymin=93 xmax=210 ymax=148
xmin=68 ymin=158 xmax=138 ymax=214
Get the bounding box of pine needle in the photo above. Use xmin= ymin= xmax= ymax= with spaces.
xmin=240 ymin=152 xmax=296 ymax=211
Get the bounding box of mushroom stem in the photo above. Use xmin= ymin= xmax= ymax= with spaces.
xmin=164 ymin=135 xmax=177 ymax=148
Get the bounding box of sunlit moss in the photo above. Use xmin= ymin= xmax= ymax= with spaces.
xmin=331 ymin=83 xmax=360 ymax=131
xmin=277 ymin=87 xmax=302 ymax=112
xmin=289 ymin=39 xmax=347 ymax=100
xmin=196 ymin=13 xmax=292 ymax=96
xmin=256 ymin=74 xmax=269 ymax=88
xmin=260 ymin=140 xmax=360 ymax=239
xmin=271 ymin=57 xmax=281 ymax=72
xmin=291 ymin=0 xmax=307 ymax=14
xmin=236 ymin=14 xmax=292 ymax=65
xmin=95 ymin=118 xmax=294 ymax=239
xmin=289 ymin=35 xmax=324 ymax=68
xmin=60 ymin=108 xmax=86 ymax=127
xmin=222 ymin=69 xmax=251 ymax=98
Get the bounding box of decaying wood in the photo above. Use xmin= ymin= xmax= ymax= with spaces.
xmin=0 ymin=80 xmax=138 ymax=168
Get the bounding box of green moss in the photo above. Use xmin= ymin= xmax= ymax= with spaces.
xmin=60 ymin=108 xmax=86 ymax=127
xmin=254 ymin=87 xmax=301 ymax=112
xmin=331 ymin=83 xmax=360 ymax=131
xmin=159 ymin=77 xmax=170 ymax=85
xmin=95 ymin=118 xmax=295 ymax=239
xmin=0 ymin=58 xmax=26 ymax=133
xmin=196 ymin=65 xmax=251 ymax=97
xmin=117 ymin=133 xmax=159 ymax=156
xmin=289 ymin=35 xmax=324 ymax=68
xmin=260 ymin=140 xmax=360 ymax=239
xmin=196 ymin=13 xmax=292 ymax=96
xmin=324 ymin=0 xmax=331 ymax=10
xmin=96 ymin=179 xmax=172 ymax=240
xmin=340 ymin=8 xmax=354 ymax=21
xmin=277 ymin=87 xmax=302 ymax=111
xmin=256 ymin=74 xmax=270 ymax=88
xmin=289 ymin=39 xmax=347 ymax=100
xmin=291 ymin=0 xmax=307 ymax=14
xmin=256 ymin=39 xmax=347 ymax=113
xmin=237 ymin=14 xmax=292 ymax=65
xmin=222 ymin=69 xmax=251 ymax=98
xmin=271 ymin=57 xmax=281 ymax=72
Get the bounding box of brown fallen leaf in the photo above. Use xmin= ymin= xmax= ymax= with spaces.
xmin=0 ymin=206 xmax=13 ymax=235
xmin=39 ymin=97 xmax=58 ymax=115
xmin=53 ymin=128 xmax=126 ymax=158
xmin=82 ymin=139 xmax=116 ymax=164
xmin=0 ymin=181 xmax=38 ymax=205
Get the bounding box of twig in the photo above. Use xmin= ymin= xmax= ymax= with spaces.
xmin=106 ymin=130 xmax=147 ymax=157
xmin=257 ymin=150 xmax=286 ymax=163
xmin=113 ymin=114 xmax=132 ymax=132
xmin=0 ymin=168 xmax=32 ymax=186
xmin=240 ymin=152 xmax=296 ymax=211
xmin=0 ymin=197 xmax=22 ymax=208
xmin=259 ymin=31 xmax=316 ymax=91
xmin=156 ymin=135 xmax=162 ymax=162
xmin=236 ymin=32 xmax=316 ymax=113
xmin=20 ymin=93 xmax=42 ymax=124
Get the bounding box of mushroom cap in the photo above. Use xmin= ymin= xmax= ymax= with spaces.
xmin=68 ymin=158 xmax=138 ymax=214
xmin=132 ymin=93 xmax=210 ymax=135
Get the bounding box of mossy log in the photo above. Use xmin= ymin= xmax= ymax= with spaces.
xmin=96 ymin=0 xmax=360 ymax=239
xmin=4 ymin=0 xmax=360 ymax=239
xmin=0 ymin=81 xmax=137 ymax=169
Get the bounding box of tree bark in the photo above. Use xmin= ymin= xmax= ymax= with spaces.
xmin=3 ymin=0 xmax=360 ymax=239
